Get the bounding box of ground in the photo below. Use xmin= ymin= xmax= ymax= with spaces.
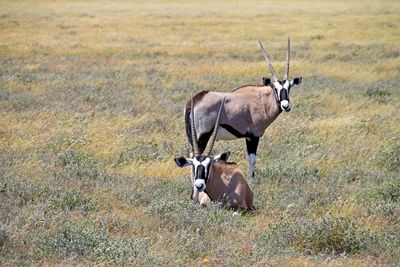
xmin=0 ymin=0 xmax=399 ymax=266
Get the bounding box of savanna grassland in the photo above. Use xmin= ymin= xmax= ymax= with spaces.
xmin=0 ymin=0 xmax=399 ymax=266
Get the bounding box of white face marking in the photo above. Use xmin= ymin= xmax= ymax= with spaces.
xmin=194 ymin=179 xmax=206 ymax=192
xmin=274 ymin=80 xmax=291 ymax=111
xmin=283 ymin=80 xmax=290 ymax=89
xmin=281 ymin=100 xmax=291 ymax=111
xmin=274 ymin=81 xmax=283 ymax=91
xmin=192 ymin=157 xmax=201 ymax=169
xmin=273 ymin=81 xmax=283 ymax=101
xmin=191 ymin=157 xmax=212 ymax=188
xmin=191 ymin=158 xmax=201 ymax=182
xmin=281 ymin=100 xmax=289 ymax=108
xmin=202 ymin=157 xmax=211 ymax=167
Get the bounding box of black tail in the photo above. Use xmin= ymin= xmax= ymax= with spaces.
xmin=184 ymin=101 xmax=194 ymax=151
xmin=184 ymin=91 xmax=210 ymax=154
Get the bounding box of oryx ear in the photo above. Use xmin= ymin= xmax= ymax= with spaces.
xmin=262 ymin=77 xmax=272 ymax=86
xmin=174 ymin=156 xmax=192 ymax=168
xmin=291 ymin=77 xmax=302 ymax=86
xmin=213 ymin=151 xmax=230 ymax=162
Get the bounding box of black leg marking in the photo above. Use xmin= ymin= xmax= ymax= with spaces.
xmin=246 ymin=137 xmax=259 ymax=182
xmin=246 ymin=137 xmax=260 ymax=155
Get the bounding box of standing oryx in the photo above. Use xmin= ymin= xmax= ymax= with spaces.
xmin=184 ymin=39 xmax=302 ymax=183
xmin=175 ymin=97 xmax=253 ymax=210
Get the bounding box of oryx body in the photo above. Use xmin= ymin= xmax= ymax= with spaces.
xmin=175 ymin=97 xmax=253 ymax=211
xmin=184 ymin=39 xmax=303 ymax=183
xmin=193 ymin=160 xmax=253 ymax=210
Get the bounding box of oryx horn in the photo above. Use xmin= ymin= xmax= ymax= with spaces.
xmin=191 ymin=97 xmax=201 ymax=156
xmin=204 ymin=97 xmax=226 ymax=156
xmin=258 ymin=40 xmax=278 ymax=81
xmin=284 ymin=37 xmax=290 ymax=80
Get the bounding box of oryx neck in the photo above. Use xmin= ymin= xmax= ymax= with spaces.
xmin=203 ymin=163 xmax=226 ymax=199
xmin=264 ymin=86 xmax=282 ymax=117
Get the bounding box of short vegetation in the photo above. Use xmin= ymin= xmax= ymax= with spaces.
xmin=0 ymin=0 xmax=399 ymax=266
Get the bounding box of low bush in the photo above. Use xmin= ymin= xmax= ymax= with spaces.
xmin=48 ymin=191 xmax=99 ymax=212
xmin=257 ymin=215 xmax=374 ymax=256
xmin=376 ymin=134 xmax=400 ymax=172
xmin=55 ymin=149 xmax=104 ymax=181
xmin=37 ymin=221 xmax=153 ymax=265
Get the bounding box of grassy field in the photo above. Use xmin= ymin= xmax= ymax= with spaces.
xmin=0 ymin=0 xmax=399 ymax=265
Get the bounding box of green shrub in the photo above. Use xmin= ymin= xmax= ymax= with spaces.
xmin=295 ymin=216 xmax=372 ymax=255
xmin=10 ymin=95 xmax=41 ymax=111
xmin=48 ymin=133 xmax=89 ymax=153
xmin=365 ymin=88 xmax=391 ymax=98
xmin=9 ymin=179 xmax=51 ymax=204
xmin=374 ymin=179 xmax=400 ymax=203
xmin=376 ymin=135 xmax=400 ymax=172
xmin=358 ymin=176 xmax=399 ymax=218
xmin=0 ymin=226 xmax=9 ymax=249
xmin=55 ymin=150 xmax=104 ymax=181
xmin=48 ymin=191 xmax=99 ymax=212
xmin=257 ymin=215 xmax=373 ymax=256
xmin=38 ymin=222 xmax=152 ymax=264
xmin=116 ymin=142 xmax=167 ymax=164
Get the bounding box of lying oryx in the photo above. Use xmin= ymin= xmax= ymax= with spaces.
xmin=184 ymin=39 xmax=303 ymax=183
xmin=175 ymin=97 xmax=254 ymax=210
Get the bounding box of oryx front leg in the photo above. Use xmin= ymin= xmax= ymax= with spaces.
xmin=192 ymin=187 xmax=211 ymax=206
xmin=246 ymin=137 xmax=259 ymax=184
xmin=248 ymin=154 xmax=256 ymax=184
xmin=198 ymin=192 xmax=212 ymax=207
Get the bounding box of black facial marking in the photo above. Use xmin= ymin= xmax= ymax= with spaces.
xmin=193 ymin=155 xmax=212 ymax=183
xmin=280 ymin=88 xmax=289 ymax=101
xmin=196 ymin=165 xmax=206 ymax=180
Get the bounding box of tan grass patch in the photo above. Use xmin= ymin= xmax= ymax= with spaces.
xmin=117 ymin=159 xmax=187 ymax=179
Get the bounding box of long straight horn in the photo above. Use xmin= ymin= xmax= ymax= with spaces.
xmin=258 ymin=40 xmax=278 ymax=81
xmin=284 ymin=37 xmax=290 ymax=80
xmin=204 ymin=97 xmax=226 ymax=156
xmin=191 ymin=97 xmax=201 ymax=156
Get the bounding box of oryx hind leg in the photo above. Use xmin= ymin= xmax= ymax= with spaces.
xmin=197 ymin=130 xmax=213 ymax=154
xmin=246 ymin=137 xmax=259 ymax=184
